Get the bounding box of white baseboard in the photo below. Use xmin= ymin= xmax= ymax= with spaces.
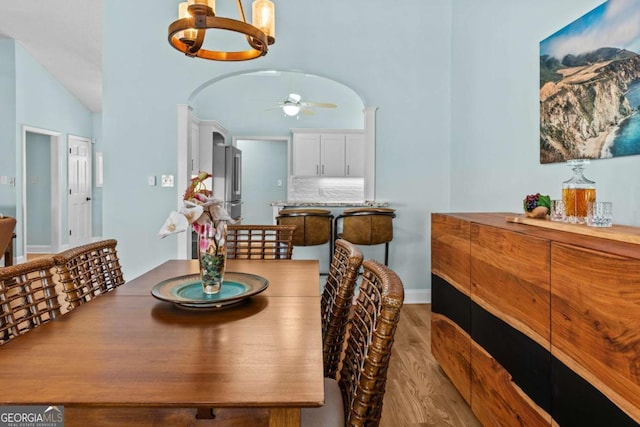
xmin=404 ymin=289 xmax=431 ymax=304
xmin=26 ymin=245 xmax=52 ymax=254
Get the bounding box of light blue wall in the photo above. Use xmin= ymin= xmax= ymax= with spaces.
xmin=103 ymin=0 xmax=453 ymax=294
xmin=86 ymin=0 xmax=640 ymax=298
xmin=10 ymin=42 xmax=94 ymax=257
xmin=0 ymin=39 xmax=16 ymax=217
xmin=450 ymin=0 xmax=640 ymax=225
xmin=26 ymin=132 xmax=51 ymax=245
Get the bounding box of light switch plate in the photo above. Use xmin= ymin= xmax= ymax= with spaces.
xmin=147 ymin=176 xmax=156 ymax=186
xmin=161 ymin=175 xmax=174 ymax=187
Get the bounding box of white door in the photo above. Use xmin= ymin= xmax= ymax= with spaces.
xmin=68 ymin=136 xmax=92 ymax=247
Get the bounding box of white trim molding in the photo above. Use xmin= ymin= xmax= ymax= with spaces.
xmin=403 ymin=289 xmax=431 ymax=304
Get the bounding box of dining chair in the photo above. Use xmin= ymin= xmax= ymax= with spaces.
xmin=321 ymin=239 xmax=363 ymax=379
xmin=0 ymin=257 xmax=62 ymax=345
xmin=302 ymin=259 xmax=404 ymax=427
xmin=0 ymin=216 xmax=17 ymax=267
xmin=334 ymin=208 xmax=396 ymax=266
xmin=226 ymin=224 xmax=296 ymax=260
xmin=52 ymin=239 xmax=125 ymax=310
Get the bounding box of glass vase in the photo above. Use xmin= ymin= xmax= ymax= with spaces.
xmin=197 ymin=221 xmax=227 ymax=294
xmin=562 ymin=159 xmax=596 ymax=224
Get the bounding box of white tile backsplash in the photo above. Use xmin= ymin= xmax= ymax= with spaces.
xmin=288 ymin=177 xmax=364 ymax=202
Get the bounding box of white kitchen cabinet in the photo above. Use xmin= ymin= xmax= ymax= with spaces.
xmin=292 ymin=133 xmax=321 ymax=176
xmin=292 ymin=130 xmax=364 ymax=177
xmin=320 ymin=133 xmax=345 ymax=176
xmin=345 ymin=133 xmax=365 ymax=177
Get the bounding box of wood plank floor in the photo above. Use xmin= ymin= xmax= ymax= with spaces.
xmin=380 ymin=304 xmax=481 ymax=427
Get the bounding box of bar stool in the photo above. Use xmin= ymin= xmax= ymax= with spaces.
xmin=333 ymin=207 xmax=396 ymax=265
xmin=276 ymin=209 xmax=334 ymax=261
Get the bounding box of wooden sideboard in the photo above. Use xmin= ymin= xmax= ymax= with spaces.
xmin=431 ymin=212 xmax=640 ymax=426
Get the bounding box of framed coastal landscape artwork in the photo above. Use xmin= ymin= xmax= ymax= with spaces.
xmin=539 ymin=0 xmax=640 ymax=164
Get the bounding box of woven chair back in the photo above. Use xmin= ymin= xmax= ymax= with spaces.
xmin=226 ymin=225 xmax=296 ymax=260
xmin=53 ymin=239 xmax=125 ymax=310
xmin=338 ymin=259 xmax=404 ymax=426
xmin=321 ymin=239 xmax=363 ymax=379
xmin=0 ymin=257 xmax=62 ymax=345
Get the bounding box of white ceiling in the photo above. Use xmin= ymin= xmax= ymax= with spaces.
xmin=0 ymin=0 xmax=102 ymax=113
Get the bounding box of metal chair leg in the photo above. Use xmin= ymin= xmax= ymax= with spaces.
xmin=384 ymin=242 xmax=389 ymax=266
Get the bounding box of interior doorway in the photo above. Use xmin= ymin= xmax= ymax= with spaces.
xmin=21 ymin=126 xmax=62 ymax=259
xmin=235 ymin=137 xmax=289 ymax=224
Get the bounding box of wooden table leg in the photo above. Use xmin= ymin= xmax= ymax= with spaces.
xmin=4 ymin=233 xmax=15 ymax=266
xmin=269 ymin=408 xmax=300 ymax=427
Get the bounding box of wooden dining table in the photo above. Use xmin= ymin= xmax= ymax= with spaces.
xmin=0 ymin=259 xmax=324 ymax=427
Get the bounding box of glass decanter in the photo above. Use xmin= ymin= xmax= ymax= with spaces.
xmin=562 ymin=159 xmax=596 ymax=224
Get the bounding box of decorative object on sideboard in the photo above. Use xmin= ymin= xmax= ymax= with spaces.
xmin=523 ymin=193 xmax=550 ymax=218
xmin=549 ymin=199 xmax=565 ymax=222
xmin=586 ymin=201 xmax=613 ymax=228
xmin=562 ymin=159 xmax=596 ymax=224
xmin=168 ymin=0 xmax=275 ymax=61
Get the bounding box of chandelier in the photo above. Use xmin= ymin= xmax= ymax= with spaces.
xmin=168 ymin=0 xmax=275 ymax=61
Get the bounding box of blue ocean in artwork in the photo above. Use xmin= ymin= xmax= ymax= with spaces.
xmin=609 ymin=79 xmax=640 ymax=157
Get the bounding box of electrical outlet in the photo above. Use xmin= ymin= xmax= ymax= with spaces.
xmin=161 ymin=175 xmax=174 ymax=187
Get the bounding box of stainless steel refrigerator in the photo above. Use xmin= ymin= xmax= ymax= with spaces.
xmin=212 ymin=143 xmax=242 ymax=221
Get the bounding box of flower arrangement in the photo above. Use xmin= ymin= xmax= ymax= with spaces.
xmin=158 ymin=171 xmax=233 ymax=239
xmin=159 ymin=171 xmax=233 ymax=294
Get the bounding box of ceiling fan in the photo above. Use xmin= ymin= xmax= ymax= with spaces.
xmin=272 ymin=93 xmax=337 ymax=118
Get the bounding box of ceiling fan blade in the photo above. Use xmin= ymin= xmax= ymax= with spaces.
xmin=302 ymin=101 xmax=337 ymax=108
xmin=301 ymin=108 xmax=315 ymax=115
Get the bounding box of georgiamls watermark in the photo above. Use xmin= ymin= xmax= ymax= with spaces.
xmin=0 ymin=406 xmax=64 ymax=427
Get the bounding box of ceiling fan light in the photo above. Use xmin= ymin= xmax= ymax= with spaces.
xmin=283 ymin=104 xmax=300 ymax=116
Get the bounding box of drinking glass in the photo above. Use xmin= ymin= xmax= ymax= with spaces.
xmin=587 ymin=201 xmax=613 ymax=228
xmin=550 ymin=200 xmax=566 ymax=222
